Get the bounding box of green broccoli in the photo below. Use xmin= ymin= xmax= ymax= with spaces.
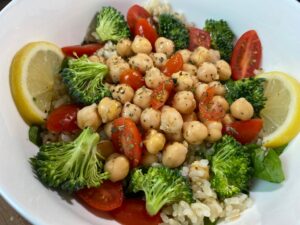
xmin=225 ymin=77 xmax=266 ymax=114
xmin=209 ymin=135 xmax=253 ymax=198
xmin=158 ymin=14 xmax=189 ymax=50
xmin=204 ymin=19 xmax=235 ymax=61
xmin=30 ymin=128 xmax=109 ymax=192
xmin=95 ymin=6 xmax=130 ymax=42
xmin=128 ymin=166 xmax=193 ymax=216
xmin=61 ymin=55 xmax=111 ymax=105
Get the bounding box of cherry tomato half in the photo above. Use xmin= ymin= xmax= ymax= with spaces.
xmin=46 ymin=104 xmax=80 ymax=133
xmin=120 ymin=69 xmax=145 ymax=90
xmin=127 ymin=4 xmax=150 ymax=33
xmin=230 ymin=30 xmax=262 ymax=80
xmin=110 ymin=199 xmax=162 ymax=225
xmin=188 ymin=27 xmax=211 ymax=51
xmin=62 ymin=44 xmax=103 ymax=57
xmin=111 ymin=118 xmax=143 ymax=167
xmin=161 ymin=52 xmax=184 ymax=77
xmin=134 ymin=18 xmax=158 ymax=47
xmin=151 ymin=79 xmax=174 ymax=110
xmin=76 ymin=181 xmax=123 ymax=211
xmin=223 ymin=119 xmax=263 ymax=144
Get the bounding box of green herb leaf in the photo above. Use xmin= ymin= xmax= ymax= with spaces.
xmin=204 ymin=217 xmax=218 ymax=225
xmin=28 ymin=126 xmax=42 ymax=146
xmin=273 ymin=144 xmax=288 ymax=156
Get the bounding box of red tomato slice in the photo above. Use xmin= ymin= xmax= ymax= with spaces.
xmin=188 ymin=27 xmax=211 ymax=51
xmin=46 ymin=104 xmax=80 ymax=133
xmin=110 ymin=199 xmax=162 ymax=225
xmin=62 ymin=44 xmax=103 ymax=57
xmin=223 ymin=119 xmax=263 ymax=144
xmin=120 ymin=69 xmax=145 ymax=90
xmin=151 ymin=79 xmax=174 ymax=110
xmin=230 ymin=30 xmax=262 ymax=80
xmin=76 ymin=181 xmax=123 ymax=211
xmin=134 ymin=18 xmax=158 ymax=47
xmin=161 ymin=52 xmax=184 ymax=77
xmin=127 ymin=4 xmax=150 ymax=33
xmin=111 ymin=118 xmax=142 ymax=167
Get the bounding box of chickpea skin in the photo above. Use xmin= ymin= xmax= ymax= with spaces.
xmin=144 ymin=129 xmax=166 ymax=154
xmin=197 ymin=62 xmax=219 ymax=83
xmin=104 ymin=122 xmax=113 ymax=139
xmin=77 ymin=104 xmax=102 ymax=131
xmin=88 ymin=55 xmax=105 ymax=63
xmin=222 ymin=113 xmax=236 ymax=125
xmin=129 ymin=53 xmax=154 ymax=73
xmin=207 ymin=49 xmax=221 ymax=63
xmin=155 ymin=37 xmax=175 ymax=56
xmin=98 ymin=97 xmax=122 ymax=123
xmin=104 ymin=153 xmax=130 ymax=182
xmin=162 ymin=142 xmax=188 ymax=168
xmin=208 ymin=81 xmax=226 ymax=96
xmin=140 ymin=108 xmax=161 ymax=130
xmin=194 ymin=83 xmax=209 ymax=102
xmin=150 ymin=53 xmax=167 ymax=68
xmin=172 ymin=71 xmax=194 ymax=91
xmin=183 ymin=121 xmax=208 ymax=145
xmin=190 ymin=46 xmax=209 ymax=66
xmin=116 ymin=38 xmax=133 ymax=57
xmin=133 ymin=86 xmax=153 ymax=109
xmin=212 ymin=96 xmax=229 ymax=112
xmin=122 ymin=102 xmax=142 ymax=124
xmin=230 ymin=98 xmax=254 ymax=120
xmin=111 ymin=84 xmax=134 ymax=104
xmin=206 ymin=128 xmax=222 ymax=143
xmin=142 ymin=152 xmax=158 ymax=166
xmin=182 ymin=112 xmax=198 ymax=122
xmin=172 ymin=91 xmax=196 ymax=114
xmin=216 ymin=60 xmax=232 ymax=80
xmin=145 ymin=67 xmax=166 ymax=89
xmin=183 ymin=63 xmax=197 ymax=76
xmin=160 ymin=106 xmax=183 ymax=134
xmin=131 ymin=35 xmax=152 ymax=54
xmin=178 ymin=49 xmax=192 ymax=63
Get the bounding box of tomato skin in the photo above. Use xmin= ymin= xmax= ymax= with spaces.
xmin=223 ymin=119 xmax=263 ymax=144
xmin=62 ymin=44 xmax=103 ymax=57
xmin=151 ymin=79 xmax=174 ymax=110
xmin=110 ymin=199 xmax=162 ymax=225
xmin=76 ymin=181 xmax=123 ymax=211
xmin=134 ymin=18 xmax=158 ymax=47
xmin=231 ymin=30 xmax=262 ymax=80
xmin=111 ymin=118 xmax=142 ymax=167
xmin=127 ymin=4 xmax=150 ymax=33
xmin=46 ymin=104 xmax=80 ymax=133
xmin=188 ymin=27 xmax=211 ymax=51
xmin=120 ymin=69 xmax=145 ymax=90
xmin=161 ymin=52 xmax=184 ymax=77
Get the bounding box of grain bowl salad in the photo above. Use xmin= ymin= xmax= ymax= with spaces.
xmin=9 ymin=0 xmax=300 ymax=225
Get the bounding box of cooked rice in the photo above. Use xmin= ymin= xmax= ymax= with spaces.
xmin=96 ymin=41 xmax=117 ymax=59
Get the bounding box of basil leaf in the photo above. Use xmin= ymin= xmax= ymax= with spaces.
xmin=253 ymin=148 xmax=285 ymax=183
xmin=28 ymin=126 xmax=42 ymax=146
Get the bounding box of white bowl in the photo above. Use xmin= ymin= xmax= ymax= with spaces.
xmin=1 ymin=0 xmax=300 ymax=224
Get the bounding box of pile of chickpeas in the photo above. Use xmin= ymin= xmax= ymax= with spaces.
xmin=76 ymin=35 xmax=255 ymax=182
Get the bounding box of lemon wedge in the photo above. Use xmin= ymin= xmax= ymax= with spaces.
xmin=10 ymin=41 xmax=64 ymax=124
xmin=257 ymin=71 xmax=300 ymax=147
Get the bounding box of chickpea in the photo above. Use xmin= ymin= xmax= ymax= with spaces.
xmin=140 ymin=108 xmax=161 ymax=130
xmin=77 ymin=104 xmax=102 ymax=131
xmin=122 ymin=102 xmax=142 ymax=123
xmin=111 ymin=84 xmax=134 ymax=104
xmin=155 ymin=37 xmax=175 ymax=56
xmin=133 ymin=86 xmax=153 ymax=109
xmin=106 ymin=55 xmax=124 ymax=66
xmin=116 ymin=38 xmax=133 ymax=57
xmin=129 ymin=53 xmax=153 ymax=73
xmin=165 ymin=130 xmax=184 ymax=142
xmin=205 ymin=120 xmax=222 ymax=131
xmin=207 ymin=49 xmax=220 ymax=63
xmin=150 ymin=53 xmax=167 ymax=68
xmin=172 ymin=91 xmax=196 ymax=114
xmin=190 ymin=46 xmax=209 ymax=66
xmin=142 ymin=152 xmax=158 ymax=166
xmin=104 ymin=153 xmax=130 ymax=182
xmin=97 ymin=140 xmax=115 ymax=159
xmin=107 ymin=56 xmax=130 ymax=83
xmin=172 ymin=71 xmax=194 ymax=91
xmin=222 ymin=113 xmax=236 ymax=125
xmin=178 ymin=49 xmax=191 ymax=63
xmin=131 ymin=35 xmax=152 ymax=54
xmin=230 ymin=98 xmax=254 ymax=120
xmin=144 ymin=129 xmax=166 ymax=154
xmin=182 ymin=63 xmax=197 ymax=76
xmin=145 ymin=67 xmax=166 ymax=89
xmin=208 ymin=81 xmax=226 ymax=96
xmin=206 ymin=128 xmax=222 ymax=143
xmin=194 ymin=83 xmax=208 ymax=102
xmin=216 ymin=60 xmax=232 ymax=81
xmin=162 ymin=142 xmax=188 ymax=168
xmin=212 ymin=96 xmax=229 ymax=112
xmin=104 ymin=121 xmax=113 ymax=139
xmin=183 ymin=121 xmax=208 ymax=145
xmin=160 ymin=106 xmax=183 ymax=134
xmin=98 ymin=97 xmax=122 ymax=123
xmin=88 ymin=55 xmax=105 ymax=63
xmin=197 ymin=62 xmax=219 ymax=83
xmin=182 ymin=112 xmax=198 ymax=122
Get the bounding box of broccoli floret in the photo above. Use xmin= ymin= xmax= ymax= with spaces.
xmin=61 ymin=55 xmax=111 ymax=105
xmin=209 ymin=135 xmax=253 ymax=198
xmin=204 ymin=19 xmax=235 ymax=61
xmin=128 ymin=166 xmax=193 ymax=216
xmin=30 ymin=128 xmax=109 ymax=192
xmin=158 ymin=14 xmax=189 ymax=50
xmin=225 ymin=77 xmax=266 ymax=114
xmin=95 ymin=6 xmax=130 ymax=42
